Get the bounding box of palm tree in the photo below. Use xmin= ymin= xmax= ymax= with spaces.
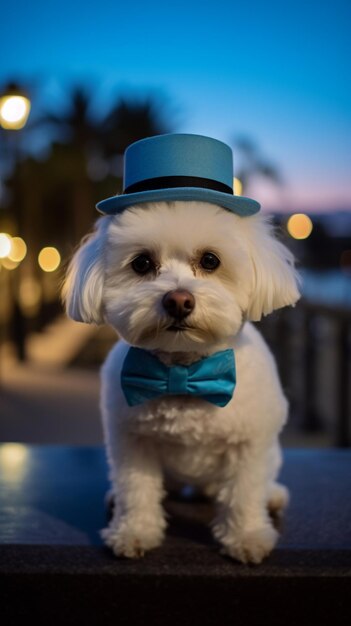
xmin=1 ymin=86 xmax=174 ymax=360
xmin=41 ymin=87 xmax=101 ymax=152
xmin=101 ymin=96 xmax=170 ymax=158
xmin=38 ymin=87 xmax=173 ymax=240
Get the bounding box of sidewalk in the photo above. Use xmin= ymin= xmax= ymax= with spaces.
xmin=0 ymin=316 xmax=103 ymax=445
xmin=0 ymin=360 xmax=102 ymax=444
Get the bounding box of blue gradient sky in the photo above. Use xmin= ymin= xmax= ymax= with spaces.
xmin=2 ymin=0 xmax=350 ymax=211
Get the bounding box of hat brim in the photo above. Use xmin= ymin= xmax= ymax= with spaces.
xmin=96 ymin=187 xmax=260 ymax=217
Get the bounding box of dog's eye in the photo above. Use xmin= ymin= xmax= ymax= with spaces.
xmin=131 ymin=254 xmax=154 ymax=275
xmin=200 ymin=252 xmax=220 ymax=271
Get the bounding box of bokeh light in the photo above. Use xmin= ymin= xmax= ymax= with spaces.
xmin=1 ymin=257 xmax=19 ymax=270
xmin=8 ymin=236 xmax=27 ymax=262
xmin=287 ymin=213 xmax=313 ymax=240
xmin=0 ymin=444 xmax=29 ymax=481
xmin=233 ymin=177 xmax=243 ymax=196
xmin=0 ymin=233 xmax=12 ymax=258
xmin=38 ymin=247 xmax=61 ymax=272
xmin=0 ymin=95 xmax=31 ymax=129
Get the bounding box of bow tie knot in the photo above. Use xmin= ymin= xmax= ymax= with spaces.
xmin=121 ymin=347 xmax=236 ymax=407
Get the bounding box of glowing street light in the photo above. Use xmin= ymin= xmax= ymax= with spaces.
xmin=0 ymin=84 xmax=31 ymax=130
xmin=0 ymin=233 xmax=12 ymax=258
xmin=1 ymin=257 xmax=19 ymax=270
xmin=0 ymin=235 xmax=27 ymax=266
xmin=38 ymin=247 xmax=61 ymax=272
xmin=287 ymin=213 xmax=313 ymax=240
xmin=8 ymin=236 xmax=27 ymax=262
xmin=233 ymin=177 xmax=243 ymax=196
xmin=0 ymin=83 xmax=32 ymax=362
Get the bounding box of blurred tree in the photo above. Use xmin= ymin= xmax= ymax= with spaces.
xmin=101 ymin=97 xmax=170 ymax=157
xmin=38 ymin=88 xmax=172 ymax=241
xmin=38 ymin=87 xmax=105 ymax=240
xmin=3 ymin=88 xmax=173 ymax=247
xmin=1 ymin=86 xmax=174 ymax=342
xmin=42 ymin=87 xmax=100 ymax=151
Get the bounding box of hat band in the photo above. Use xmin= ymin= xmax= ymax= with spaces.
xmin=123 ymin=175 xmax=233 ymax=195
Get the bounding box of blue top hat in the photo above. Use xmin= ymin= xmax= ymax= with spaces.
xmin=96 ymin=133 xmax=260 ymax=217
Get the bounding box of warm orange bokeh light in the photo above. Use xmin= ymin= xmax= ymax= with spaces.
xmin=0 ymin=95 xmax=31 ymax=130
xmin=38 ymin=247 xmax=61 ymax=272
xmin=0 ymin=233 xmax=12 ymax=258
xmin=8 ymin=237 xmax=27 ymax=262
xmin=1 ymin=257 xmax=19 ymax=270
xmin=233 ymin=177 xmax=243 ymax=196
xmin=287 ymin=213 xmax=313 ymax=240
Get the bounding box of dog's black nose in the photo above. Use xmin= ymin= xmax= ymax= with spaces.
xmin=162 ymin=289 xmax=195 ymax=319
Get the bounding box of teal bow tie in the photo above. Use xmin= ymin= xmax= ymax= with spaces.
xmin=121 ymin=347 xmax=236 ymax=407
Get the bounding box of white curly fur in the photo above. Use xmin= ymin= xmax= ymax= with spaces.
xmin=63 ymin=200 xmax=299 ymax=563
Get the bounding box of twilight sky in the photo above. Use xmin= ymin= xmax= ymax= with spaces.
xmin=1 ymin=0 xmax=351 ymax=212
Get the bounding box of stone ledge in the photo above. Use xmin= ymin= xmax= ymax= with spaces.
xmin=1 ymin=446 xmax=350 ymax=625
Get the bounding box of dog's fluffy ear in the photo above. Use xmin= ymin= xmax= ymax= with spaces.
xmin=243 ymin=215 xmax=301 ymax=322
xmin=62 ymin=217 xmax=110 ymax=324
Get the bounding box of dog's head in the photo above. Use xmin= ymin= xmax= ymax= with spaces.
xmin=62 ymin=201 xmax=300 ymax=353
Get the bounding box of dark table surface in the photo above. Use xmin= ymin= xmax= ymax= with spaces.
xmin=1 ymin=445 xmax=351 ymax=625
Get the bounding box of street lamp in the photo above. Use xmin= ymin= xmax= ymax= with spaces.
xmin=0 ymin=83 xmax=31 ymax=130
xmin=0 ymin=82 xmax=31 ymax=361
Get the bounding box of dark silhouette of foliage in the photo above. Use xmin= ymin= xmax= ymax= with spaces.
xmin=3 ymin=87 xmax=174 ymax=245
xmin=101 ymin=97 xmax=170 ymax=157
xmin=233 ymin=135 xmax=282 ymax=193
xmin=42 ymin=87 xmax=100 ymax=150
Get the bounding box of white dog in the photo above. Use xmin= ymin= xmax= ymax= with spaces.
xmin=63 ymin=197 xmax=300 ymax=564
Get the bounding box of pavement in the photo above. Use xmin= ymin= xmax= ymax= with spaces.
xmin=0 ymin=361 xmax=102 ymax=445
xmin=0 ymin=317 xmax=103 ymax=445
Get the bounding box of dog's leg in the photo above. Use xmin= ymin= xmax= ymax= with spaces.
xmin=101 ymin=434 xmax=166 ymax=558
xmin=211 ymin=442 xmax=280 ymax=564
xmin=266 ymin=439 xmax=290 ymax=516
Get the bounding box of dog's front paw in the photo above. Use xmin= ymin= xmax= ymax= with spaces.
xmin=101 ymin=519 xmax=165 ymax=559
xmin=267 ymin=482 xmax=290 ymax=516
xmin=219 ymin=524 xmax=279 ymax=565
